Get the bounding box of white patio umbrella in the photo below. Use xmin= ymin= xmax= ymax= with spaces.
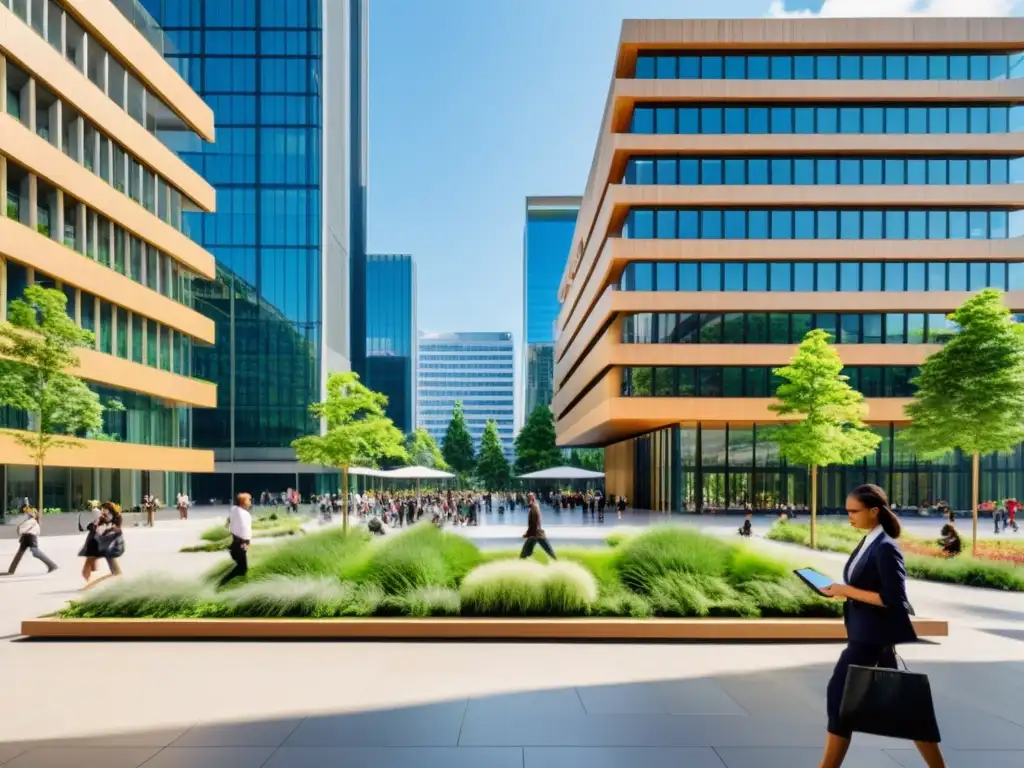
xmin=517 ymin=467 xmax=605 ymax=480
xmin=380 ymin=466 xmax=455 ymax=504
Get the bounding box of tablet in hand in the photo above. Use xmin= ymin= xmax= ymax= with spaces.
xmin=794 ymin=567 xmax=834 ymax=596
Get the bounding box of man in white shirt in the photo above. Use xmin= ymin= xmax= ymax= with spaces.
xmin=219 ymin=493 xmax=253 ymax=587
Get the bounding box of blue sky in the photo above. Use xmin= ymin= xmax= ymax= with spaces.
xmin=365 ymin=0 xmax=1021 ymax=355
xmin=366 ymin=0 xmax=766 ymax=347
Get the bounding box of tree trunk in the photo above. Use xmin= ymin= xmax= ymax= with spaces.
xmin=810 ymin=464 xmax=818 ymax=550
xmin=971 ymin=451 xmax=980 ymax=557
xmin=342 ymin=464 xmax=350 ymax=534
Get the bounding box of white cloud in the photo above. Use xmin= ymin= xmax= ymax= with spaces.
xmin=767 ymin=0 xmax=1019 ymax=17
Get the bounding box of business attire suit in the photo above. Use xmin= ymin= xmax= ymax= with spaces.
xmin=826 ymin=527 xmax=917 ymax=737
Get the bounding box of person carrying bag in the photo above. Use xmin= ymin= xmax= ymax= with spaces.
xmin=817 ymin=484 xmax=943 ymax=768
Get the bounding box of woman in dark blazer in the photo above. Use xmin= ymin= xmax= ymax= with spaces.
xmin=817 ymin=484 xmax=945 ymax=768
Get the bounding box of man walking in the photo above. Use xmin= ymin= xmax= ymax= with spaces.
xmin=219 ymin=493 xmax=253 ymax=587
xmin=520 ymin=492 xmax=557 ymax=560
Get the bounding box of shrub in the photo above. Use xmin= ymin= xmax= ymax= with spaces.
xmin=905 ymin=554 xmax=1024 ymax=592
xmin=62 ymin=575 xmax=220 ymax=618
xmin=383 ymin=586 xmax=461 ymax=617
xmin=616 ymin=527 xmax=732 ymax=593
xmin=459 ymin=560 xmax=598 ymax=616
xmin=238 ymin=527 xmax=370 ymax=583
xmin=605 ymin=531 xmax=634 ymax=548
xmin=220 ymin=577 xmax=382 ymax=617
xmin=740 ymin=579 xmax=842 ymax=618
xmin=727 ymin=547 xmax=789 ymax=583
xmin=592 ymin=588 xmax=654 ymax=618
xmin=357 ymin=524 xmax=481 ymax=594
xmin=766 ymin=522 xmax=860 ymax=554
xmin=200 ymin=524 xmax=231 ymax=543
xmin=648 ymin=572 xmax=760 ymax=618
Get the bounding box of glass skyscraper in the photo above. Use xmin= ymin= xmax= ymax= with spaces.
xmin=418 ymin=332 xmax=515 ymax=457
xmin=365 ymin=254 xmax=416 ymax=434
xmin=523 ymin=196 xmax=579 ymax=423
xmin=141 ymin=0 xmax=368 ymax=500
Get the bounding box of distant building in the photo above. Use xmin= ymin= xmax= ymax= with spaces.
xmin=365 ymin=254 xmax=416 ymax=433
xmin=523 ymin=197 xmax=580 ymax=424
xmin=418 ymin=332 xmax=515 ymax=457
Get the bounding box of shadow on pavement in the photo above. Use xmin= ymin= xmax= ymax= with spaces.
xmin=0 ymin=656 xmax=1021 ymax=767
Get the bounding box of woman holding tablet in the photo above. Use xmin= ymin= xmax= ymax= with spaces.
xmin=817 ymin=484 xmax=945 ymax=768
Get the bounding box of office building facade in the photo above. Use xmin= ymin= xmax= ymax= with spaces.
xmin=523 ymin=196 xmax=580 ymax=423
xmin=366 ymin=253 xmax=416 ymax=433
xmin=418 ymin=332 xmax=515 ymax=457
xmin=554 ymin=18 xmax=1024 ymax=513
xmin=0 ymin=0 xmax=216 ymax=509
xmin=141 ymin=0 xmax=368 ymax=500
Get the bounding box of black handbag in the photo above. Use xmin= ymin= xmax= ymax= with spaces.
xmin=95 ymin=531 xmax=125 ymax=559
xmin=839 ymin=654 xmax=941 ymax=743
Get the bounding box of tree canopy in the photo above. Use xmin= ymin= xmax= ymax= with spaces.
xmin=566 ymin=447 xmax=604 ymax=473
xmin=903 ymin=289 xmax=1024 ymax=460
xmin=292 ymin=371 xmax=406 ymax=531
xmin=442 ymin=400 xmax=476 ymax=475
xmin=475 ymin=419 xmax=511 ymax=491
xmin=514 ymin=405 xmax=561 ymax=475
xmin=405 ymin=427 xmax=449 ymax=470
xmin=769 ymin=329 xmax=881 ymax=469
xmin=0 ymin=286 xmax=109 ymax=511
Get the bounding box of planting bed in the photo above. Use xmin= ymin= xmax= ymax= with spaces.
xmin=179 ymin=513 xmax=306 ymax=552
xmin=767 ymin=521 xmax=1024 ymax=591
xmin=62 ymin=525 xmax=846 ymax=620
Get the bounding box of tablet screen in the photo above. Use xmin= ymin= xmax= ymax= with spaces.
xmin=795 ymin=567 xmax=834 ymax=593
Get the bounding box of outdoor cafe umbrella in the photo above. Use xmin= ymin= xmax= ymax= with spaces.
xmin=517 ymin=467 xmax=605 ymax=480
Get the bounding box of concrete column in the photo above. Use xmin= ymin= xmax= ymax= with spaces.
xmin=72 ymin=116 xmax=84 ymax=165
xmin=0 ymin=52 xmax=7 ymax=114
xmin=74 ymin=287 xmax=80 ymax=324
xmin=25 ymin=175 xmax=36 ymax=228
xmin=52 ymin=188 xmax=63 ymax=244
xmin=79 ymin=30 xmax=88 ymax=78
xmin=60 ymin=11 xmax=66 ymax=58
xmin=21 ymin=79 xmax=34 ymax=130
xmin=100 ymin=49 xmax=108 ymax=94
xmin=48 ymin=99 xmax=60 ymax=150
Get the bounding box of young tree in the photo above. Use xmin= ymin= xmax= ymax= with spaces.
xmin=292 ymin=372 xmax=407 ymax=533
xmin=566 ymin=447 xmax=604 ymax=472
xmin=0 ymin=286 xmax=108 ymax=518
xmin=513 ymin=405 xmax=561 ymax=475
xmin=476 ymin=419 xmax=511 ymax=491
xmin=769 ymin=329 xmax=882 ymax=549
xmin=442 ymin=400 xmax=475 ymax=479
xmin=902 ymin=289 xmax=1024 ymax=555
xmin=405 ymin=427 xmax=449 ymax=470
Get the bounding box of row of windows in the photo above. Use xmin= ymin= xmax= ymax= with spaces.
xmin=630 ymin=104 xmax=1022 ymax=135
xmin=621 ymin=312 xmax=957 ymax=346
xmin=3 ymin=160 xmax=194 ymax=307
xmin=418 ymin=345 xmax=513 ymax=353
xmin=4 ymin=0 xmax=191 ymax=157
xmin=3 ymin=260 xmax=192 ymax=377
xmin=418 ymin=364 xmax=514 ymax=371
xmin=623 ymin=208 xmax=1016 ymax=241
xmin=418 ymin=372 xmax=515 ymax=381
xmin=419 ymin=355 xmax=514 ymax=362
xmin=621 ymin=366 xmax=919 ymax=398
xmin=624 ymin=156 xmax=1023 ymax=187
xmin=4 ymin=59 xmax=190 ymax=233
xmin=633 ymin=52 xmax=1023 ymax=82
xmin=618 ymin=260 xmax=1024 ymax=293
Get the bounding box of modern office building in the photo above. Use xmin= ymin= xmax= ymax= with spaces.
xmin=141 ymin=0 xmax=369 ymax=501
xmin=554 ymin=17 xmax=1024 ymax=513
xmin=418 ymin=332 xmax=515 ymax=457
xmin=523 ymin=196 xmax=580 ymax=424
xmin=365 ymin=253 xmax=416 ymax=433
xmin=0 ymin=0 xmax=216 ymax=509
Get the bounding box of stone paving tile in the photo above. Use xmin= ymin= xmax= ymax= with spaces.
xmin=465 ymin=688 xmax=586 ymax=719
xmin=34 ymin=728 xmax=192 ymax=749
xmin=170 ymin=719 xmax=302 ymax=747
xmin=712 ymin=674 xmax=824 ymax=718
xmin=1 ymin=747 xmax=160 ymax=768
xmin=283 ymin=701 xmax=467 ymax=747
xmin=714 ymin=746 xmax=902 ymax=768
xmin=524 ymin=746 xmax=727 ymax=767
xmin=263 ymin=746 xmax=523 ymax=768
xmin=576 ymin=679 xmax=747 ymax=716
xmin=458 ymin=711 xmax=830 ymax=748
xmin=137 ymin=746 xmax=275 ymax=768
xmin=0 ymin=744 xmax=31 ymax=766
xmin=886 ymin=749 xmax=1024 ymax=768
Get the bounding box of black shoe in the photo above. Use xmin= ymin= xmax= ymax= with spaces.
xmin=47 ymin=566 xmax=58 ymax=573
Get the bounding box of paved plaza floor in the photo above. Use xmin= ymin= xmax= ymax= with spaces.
xmin=0 ymin=514 xmax=1022 ymax=767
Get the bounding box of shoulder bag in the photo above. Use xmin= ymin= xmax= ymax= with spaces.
xmin=839 ymin=651 xmax=941 ymax=743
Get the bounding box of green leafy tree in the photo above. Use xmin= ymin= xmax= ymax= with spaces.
xmin=476 ymin=419 xmax=511 ymax=491
xmin=902 ymin=289 xmax=1024 ymax=555
xmin=768 ymin=329 xmax=882 ymax=548
xmin=566 ymin=447 xmax=604 ymax=472
xmin=292 ymin=371 xmax=407 ymax=532
xmin=442 ymin=400 xmax=475 ymax=478
xmin=0 ymin=286 xmax=111 ymax=517
xmin=514 ymin=405 xmax=561 ymax=475
xmin=405 ymin=427 xmax=449 ymax=470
